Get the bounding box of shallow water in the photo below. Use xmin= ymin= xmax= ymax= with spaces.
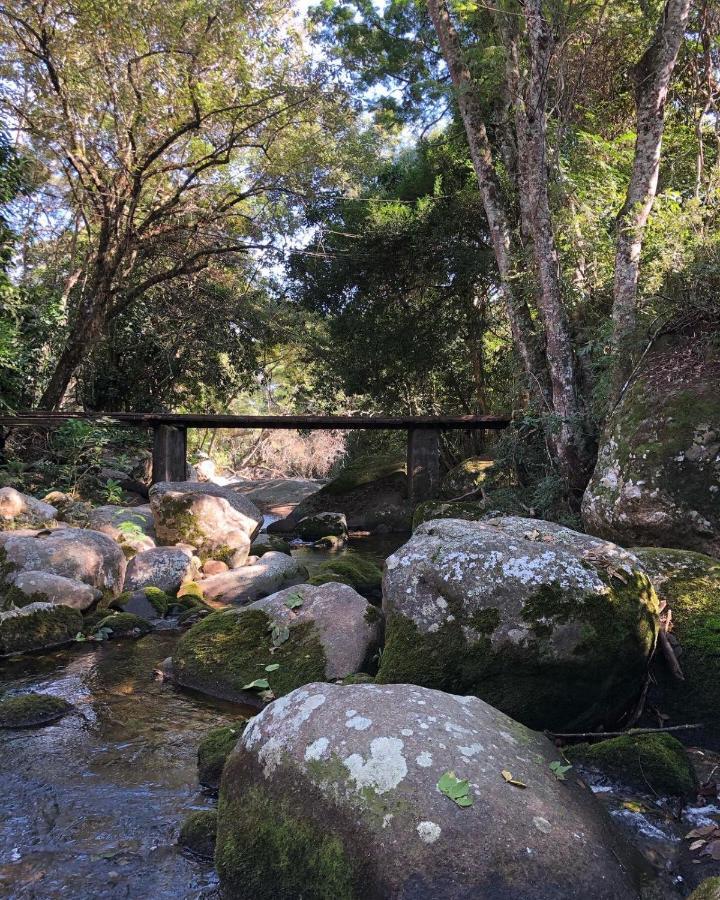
xmin=289 ymin=531 xmax=408 ymax=580
xmin=0 ymin=632 xmax=250 ymax=900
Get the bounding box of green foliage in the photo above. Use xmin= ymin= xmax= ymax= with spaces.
xmin=198 ymin=723 xmax=245 ymax=789
xmin=437 ymin=770 xmax=474 ymax=807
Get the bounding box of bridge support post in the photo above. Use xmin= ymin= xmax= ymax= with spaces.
xmin=152 ymin=424 xmax=187 ymax=484
xmin=407 ymin=428 xmax=440 ymax=501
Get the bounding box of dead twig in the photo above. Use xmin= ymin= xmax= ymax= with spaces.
xmin=546 ymin=724 xmax=702 ymax=740
xmin=659 ymin=598 xmax=685 ymax=681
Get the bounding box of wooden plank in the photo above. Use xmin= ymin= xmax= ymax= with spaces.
xmin=0 ymin=411 xmax=511 ymax=431
xmin=152 ymin=425 xmax=187 ymax=483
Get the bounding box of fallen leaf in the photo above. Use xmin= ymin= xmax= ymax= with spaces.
xmin=242 ymin=678 xmax=270 ymax=691
xmin=270 ymin=623 xmax=290 ymax=647
xmin=689 ymin=840 xmax=707 ymax=851
xmin=501 ymin=770 xmax=527 ymax=788
xmin=264 ymin=663 xmax=280 ymax=672
xmin=284 ymin=593 xmax=304 ymax=610
xmin=438 ymin=771 xmax=474 ymax=807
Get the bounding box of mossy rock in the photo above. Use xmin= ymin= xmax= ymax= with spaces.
xmin=173 ymin=608 xmax=326 ymax=704
xmin=688 ymin=878 xmax=720 ymax=900
xmin=440 ymin=457 xmax=494 ymax=499
xmin=566 ymin=733 xmax=698 ymax=798
xmin=633 ymin=547 xmax=720 ymax=747
xmin=0 ymin=602 xmax=83 ymax=656
xmin=412 ymin=500 xmax=487 ymax=531
xmin=177 ymin=606 xmax=212 ymax=627
xmin=82 ymin=609 xmax=109 ymax=631
xmin=0 ymin=692 xmax=72 ymax=728
xmin=177 ymin=581 xmax=204 ymax=600
xmin=198 ymin=723 xmax=246 ymax=790
xmin=251 ymin=536 xmax=292 ymax=557
xmin=95 ymin=611 xmax=153 ymax=639
xmin=216 ymin=786 xmax=355 ymax=900
xmin=308 ymin=553 xmax=382 ymax=597
xmin=113 ymin=586 xmax=170 ymax=617
xmin=324 ymin=455 xmax=406 ymax=495
xmin=178 ymin=809 xmax=217 ymax=860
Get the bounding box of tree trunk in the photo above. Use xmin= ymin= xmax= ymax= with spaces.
xmin=426 ymin=0 xmax=549 ymax=409
xmin=610 ymin=0 xmax=691 ymax=402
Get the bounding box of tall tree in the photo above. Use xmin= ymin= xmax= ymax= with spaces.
xmin=0 ymin=0 xmax=352 ymax=407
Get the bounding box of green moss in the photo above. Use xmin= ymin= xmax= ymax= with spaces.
xmin=178 ymin=581 xmax=204 ymax=600
xmin=2 ymin=585 xmax=48 ymax=609
xmin=252 ymin=536 xmax=291 ymax=557
xmin=198 ymin=723 xmax=246 ymax=790
xmin=323 ymin=455 xmax=405 ymax=496
xmin=633 ymin=547 xmax=720 ymax=745
xmin=205 ymin=544 xmax=235 ymax=565
xmin=142 ymin=587 xmax=170 ymax=615
xmin=0 ymin=546 xmax=19 ymax=591
xmin=0 ymin=692 xmax=72 ymax=727
xmin=566 ymin=733 xmax=698 ymax=798
xmin=95 ymin=611 xmax=152 ymax=638
xmin=341 ymin=672 xmax=375 ymax=685
xmin=363 ymin=604 xmax=382 ymax=625
xmin=376 ymin=569 xmax=658 ymax=732
xmin=688 ymin=878 xmax=720 ymax=900
xmin=216 ymin=785 xmax=355 ymax=900
xmin=308 ymin=554 xmax=382 ymax=596
xmin=179 ymin=809 xmax=217 ymax=859
xmin=174 ymin=608 xmax=327 ymax=701
xmin=82 ymin=609 xmax=108 ymax=631
xmin=0 ymin=604 xmax=82 ymax=656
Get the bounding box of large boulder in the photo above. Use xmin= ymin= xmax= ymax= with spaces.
xmin=88 ymin=505 xmax=156 ymax=554
xmin=0 ymin=487 xmax=57 ymax=525
xmin=3 ymin=571 xmax=99 ymax=611
xmin=633 ymin=547 xmax=720 ymax=748
xmin=296 ymin=512 xmax=348 ymax=541
xmin=272 ymin=456 xmax=413 ymax=534
xmin=376 ymin=517 xmax=659 ymax=732
xmin=0 ymin=528 xmax=126 ymax=598
xmin=216 ymin=682 xmax=641 ymax=900
xmin=149 ymin=481 xmax=263 ymax=562
xmin=124 ymin=546 xmax=195 ymax=594
xmin=0 ymin=602 xmax=82 ymax=656
xmin=174 ymin=582 xmax=380 ymax=705
xmin=582 ymin=333 xmax=720 ymax=556
xmin=200 ymin=552 xmax=306 ymax=606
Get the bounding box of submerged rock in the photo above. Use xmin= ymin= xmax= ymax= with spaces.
xmin=582 ymin=332 xmax=720 ymax=557
xmin=296 ymin=512 xmax=348 ymax=541
xmin=566 ymin=733 xmax=698 ymax=799
xmin=200 ymin=552 xmax=307 ymax=606
xmin=4 ymin=571 xmax=99 ymax=611
xmin=633 ymin=547 xmax=720 ymax=747
xmin=250 ymin=535 xmax=292 ymax=557
xmin=149 ymin=481 xmax=263 ymax=562
xmin=0 ymin=692 xmax=72 ymax=728
xmin=0 ymin=527 xmax=126 ymax=598
xmin=124 ymin=546 xmax=195 ymax=594
xmin=0 ymin=602 xmax=82 ymax=656
xmin=173 ymin=583 xmax=380 ymax=704
xmin=216 ymin=682 xmax=642 ymax=900
xmin=94 ymin=611 xmax=152 ymax=639
xmin=178 ymin=809 xmax=217 ymax=860
xmin=198 ymin=723 xmax=246 ymax=790
xmin=376 ymin=517 xmax=659 ymax=732
xmin=0 ymin=487 xmax=57 ymax=525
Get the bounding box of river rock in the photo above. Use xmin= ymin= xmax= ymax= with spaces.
xmin=149 ymin=481 xmax=263 ymax=562
xmin=124 ymin=546 xmax=195 ymax=594
xmin=200 ymin=552 xmax=307 ymax=606
xmin=4 ymin=571 xmax=99 ymax=611
xmin=271 ymin=456 xmax=413 ymax=534
xmin=250 ymin=535 xmax=292 ymax=557
xmin=0 ymin=487 xmax=57 ymax=525
xmin=88 ymin=505 xmax=156 ymax=554
xmin=0 ymin=528 xmax=126 ymax=598
xmin=633 ymin=547 xmax=720 ymax=748
xmin=0 ymin=692 xmax=73 ymax=728
xmin=296 ymin=512 xmax=348 ymax=540
xmin=582 ymin=332 xmax=720 ymax=557
xmin=173 ymin=582 xmax=380 ymax=704
xmin=0 ymin=602 xmax=82 ymax=656
xmin=376 ymin=517 xmax=659 ymax=732
xmin=216 ymin=682 xmax=641 ymax=900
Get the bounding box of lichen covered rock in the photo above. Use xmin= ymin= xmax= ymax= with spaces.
xmin=0 ymin=487 xmax=57 ymax=525
xmin=124 ymin=546 xmax=195 ymax=594
xmin=0 ymin=602 xmax=82 ymax=656
xmin=566 ymin=733 xmax=697 ymax=798
xmin=0 ymin=527 xmax=126 ymax=598
xmin=174 ymin=583 xmax=379 ymax=705
xmin=3 ymin=571 xmax=99 ymax=611
xmin=582 ymin=334 xmax=720 ymax=556
xmin=200 ymin=552 xmax=307 ymax=606
xmin=149 ymin=481 xmax=263 ymax=562
xmin=178 ymin=809 xmax=217 ymax=859
xmin=376 ymin=517 xmax=659 ymax=732
xmin=633 ymin=547 xmax=720 ymax=747
xmin=216 ymin=682 xmax=641 ymax=900
xmin=198 ymin=723 xmax=246 ymax=790
xmin=0 ymin=691 xmax=72 ymax=728
xmin=88 ymin=504 xmax=156 ymax=554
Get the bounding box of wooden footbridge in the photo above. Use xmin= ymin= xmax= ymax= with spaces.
xmin=0 ymin=412 xmax=511 ymax=500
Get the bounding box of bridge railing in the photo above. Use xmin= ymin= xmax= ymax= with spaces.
xmin=0 ymin=412 xmax=511 ymax=501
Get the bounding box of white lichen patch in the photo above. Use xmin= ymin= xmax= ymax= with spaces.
xmin=533 ymin=816 xmax=552 ymax=834
xmin=458 ymin=743 xmax=484 ymax=758
xmin=346 ymin=715 xmax=372 ymax=731
xmin=304 ymin=737 xmax=330 ymax=761
xmin=415 ymin=751 xmax=433 ymax=768
xmin=416 ymin=821 xmax=441 ymax=844
xmin=344 ymin=737 xmax=408 ymax=794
